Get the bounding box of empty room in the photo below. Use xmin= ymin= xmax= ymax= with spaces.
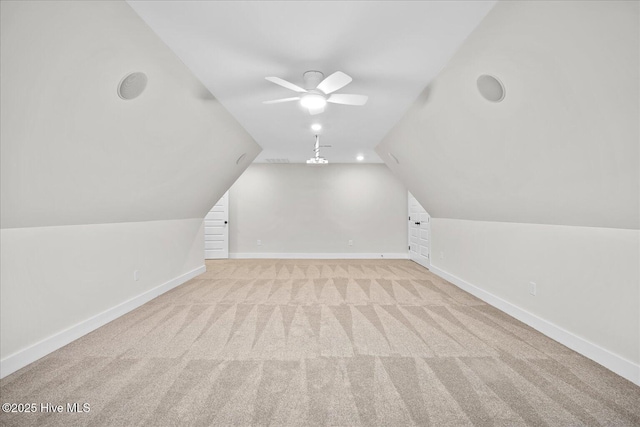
xmin=1 ymin=1 xmax=638 ymax=426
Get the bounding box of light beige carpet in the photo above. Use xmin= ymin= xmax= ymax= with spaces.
xmin=1 ymin=259 xmax=639 ymax=426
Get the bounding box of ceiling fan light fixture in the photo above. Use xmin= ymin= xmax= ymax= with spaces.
xmin=300 ymin=93 xmax=327 ymax=110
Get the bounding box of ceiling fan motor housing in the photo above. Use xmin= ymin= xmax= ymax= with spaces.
xmin=303 ymin=71 xmax=324 ymax=90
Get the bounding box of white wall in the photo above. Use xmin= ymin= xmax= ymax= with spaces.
xmin=229 ymin=164 xmax=407 ymax=257
xmin=430 ymin=220 xmax=639 ymax=383
xmin=375 ymin=1 xmax=640 ymax=384
xmin=0 ymin=1 xmax=261 ymax=377
xmin=0 ymin=219 xmax=204 ymax=376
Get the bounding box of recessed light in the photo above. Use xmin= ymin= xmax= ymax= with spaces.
xmin=356 ymin=155 xmax=364 ymax=161
xmin=311 ymin=123 xmax=322 ymax=132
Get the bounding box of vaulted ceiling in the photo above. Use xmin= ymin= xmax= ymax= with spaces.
xmin=0 ymin=1 xmax=261 ymax=228
xmin=377 ymin=0 xmax=639 ymax=229
xmin=3 ymin=1 xmax=635 ymax=230
xmin=127 ymin=1 xmax=496 ymax=163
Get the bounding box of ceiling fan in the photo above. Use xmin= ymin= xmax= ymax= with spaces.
xmin=263 ymin=70 xmax=368 ymax=115
xmin=307 ymin=134 xmax=330 ymax=164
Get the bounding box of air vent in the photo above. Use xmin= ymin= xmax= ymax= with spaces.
xmin=265 ymin=159 xmax=290 ymax=163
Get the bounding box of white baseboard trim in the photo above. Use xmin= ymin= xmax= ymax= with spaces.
xmin=429 ymin=265 xmax=640 ymax=386
xmin=0 ymin=265 xmax=205 ymax=379
xmin=229 ymin=252 xmax=409 ymax=260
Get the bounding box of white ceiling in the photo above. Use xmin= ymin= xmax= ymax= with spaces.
xmin=128 ymin=1 xmax=496 ymax=163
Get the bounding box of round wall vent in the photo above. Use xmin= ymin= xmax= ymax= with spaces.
xmin=477 ymin=75 xmax=505 ymax=102
xmin=388 ymin=152 xmax=400 ymax=164
xmin=118 ymin=72 xmax=147 ymax=100
xmin=236 ymin=153 xmax=247 ymax=165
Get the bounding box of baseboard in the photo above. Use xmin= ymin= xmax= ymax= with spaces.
xmin=428 ymin=265 xmax=640 ymax=386
xmin=0 ymin=265 xmax=206 ymax=379
xmin=229 ymin=252 xmax=409 ymax=260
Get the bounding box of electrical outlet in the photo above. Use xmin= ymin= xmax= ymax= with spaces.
xmin=257 ymin=240 xmax=262 ymax=246
xmin=134 ymin=270 xmax=139 ymax=281
xmin=529 ymin=282 xmax=537 ymax=296
xmin=348 ymin=240 xmax=353 ymax=246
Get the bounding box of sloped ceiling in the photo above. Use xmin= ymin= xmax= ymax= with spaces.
xmin=4 ymin=1 xmax=636 ymax=230
xmin=376 ymin=0 xmax=639 ymax=229
xmin=127 ymin=1 xmax=496 ymax=164
xmin=0 ymin=1 xmax=261 ymax=229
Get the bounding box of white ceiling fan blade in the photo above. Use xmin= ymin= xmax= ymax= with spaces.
xmin=263 ymin=97 xmax=300 ymax=104
xmin=265 ymin=77 xmax=307 ymax=93
xmin=327 ymin=94 xmax=368 ymax=106
xmin=316 ymin=71 xmax=352 ymax=94
xmin=308 ymin=105 xmax=325 ymax=115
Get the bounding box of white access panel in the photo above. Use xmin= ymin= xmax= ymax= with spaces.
xmin=408 ymin=192 xmax=430 ymax=269
xmin=204 ymin=191 xmax=229 ymax=259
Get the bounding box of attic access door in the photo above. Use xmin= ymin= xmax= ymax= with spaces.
xmin=408 ymin=192 xmax=430 ymax=269
xmin=205 ymin=191 xmax=229 ymax=259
